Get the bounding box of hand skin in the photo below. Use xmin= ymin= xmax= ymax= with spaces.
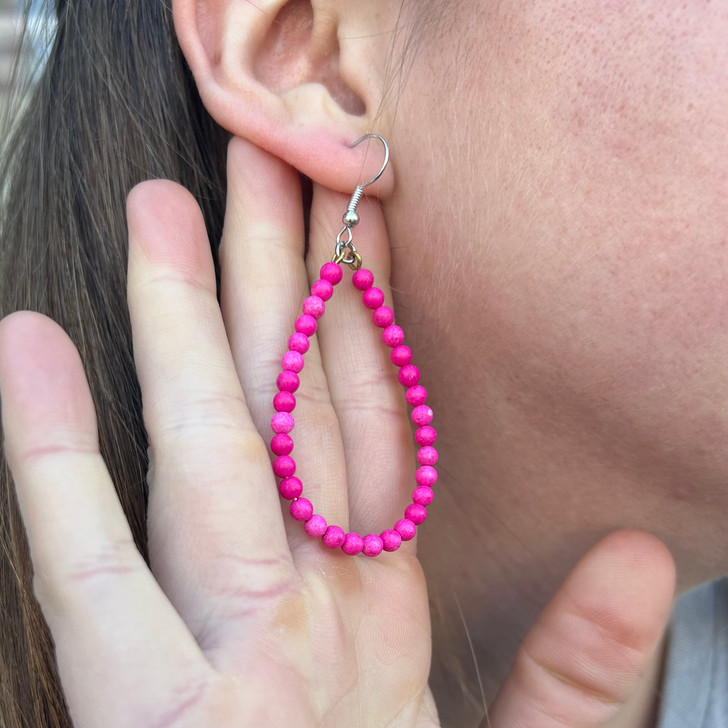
xmin=0 ymin=138 xmax=674 ymax=728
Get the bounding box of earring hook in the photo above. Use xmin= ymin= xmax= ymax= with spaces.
xmin=333 ymin=133 xmax=390 ymax=270
xmin=340 ymin=133 xmax=390 ymax=231
xmin=350 ymin=133 xmax=390 ymax=189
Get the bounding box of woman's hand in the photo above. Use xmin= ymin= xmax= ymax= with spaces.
xmin=0 ymin=137 xmax=674 ymax=728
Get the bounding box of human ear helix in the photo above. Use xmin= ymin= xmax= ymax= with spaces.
xmin=270 ymin=134 xmax=438 ymax=557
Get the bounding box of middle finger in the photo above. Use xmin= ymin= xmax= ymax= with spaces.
xmin=126 ymin=180 xmax=297 ymax=655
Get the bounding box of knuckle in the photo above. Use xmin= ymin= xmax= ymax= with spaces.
xmin=567 ymin=598 xmax=652 ymax=672
xmin=33 ymin=536 xmax=144 ymax=614
xmin=13 ymin=443 xmax=98 ymax=469
xmin=147 ymin=430 xmax=273 ymax=529
xmin=152 ymin=390 xmax=251 ymax=441
xmin=513 ymin=600 xmax=653 ymax=720
xmin=143 ymin=269 xmax=214 ymax=297
xmin=518 ymin=642 xmax=625 ymax=710
xmin=330 ymin=369 xmax=407 ymax=424
xmin=136 ymin=669 xmax=214 ymax=728
xmin=209 ymin=553 xmax=301 ymax=616
xmin=335 ymin=397 xmax=404 ymax=426
xmin=196 ymin=556 xmax=304 ymax=649
xmin=152 ymin=428 xmax=270 ymax=485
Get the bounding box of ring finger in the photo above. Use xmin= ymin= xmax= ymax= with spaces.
xmin=219 ymin=138 xmax=350 ymax=551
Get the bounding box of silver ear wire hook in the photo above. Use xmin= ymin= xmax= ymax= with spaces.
xmin=342 ymin=134 xmax=390 ymax=228
xmin=333 ymin=134 xmax=390 ymax=270
xmin=351 ymin=133 xmax=390 ymax=189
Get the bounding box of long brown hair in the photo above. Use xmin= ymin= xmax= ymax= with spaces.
xmin=0 ymin=2 xmax=228 ymax=724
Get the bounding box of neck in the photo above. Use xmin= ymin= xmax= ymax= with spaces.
xmin=418 ymin=452 xmax=669 ymax=727
xmin=415 ymin=351 xmax=719 ymax=726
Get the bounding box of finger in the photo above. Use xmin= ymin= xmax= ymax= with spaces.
xmin=306 ymin=186 xmax=417 ymax=547
xmin=0 ymin=313 xmax=212 ymax=728
xmin=126 ymin=181 xmax=297 ymax=654
xmin=219 ymin=138 xmax=350 ymax=546
xmin=486 ymin=529 xmax=675 ymax=728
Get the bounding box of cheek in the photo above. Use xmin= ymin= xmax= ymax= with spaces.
xmin=390 ymin=0 xmax=728 ymax=473
xmin=494 ymin=232 xmax=728 ymax=464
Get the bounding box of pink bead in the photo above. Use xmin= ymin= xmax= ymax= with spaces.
xmin=406 ymin=385 xmax=427 ymax=407
xmin=372 ymin=306 xmax=394 ymax=328
xmin=303 ymin=295 xmax=325 ymax=319
xmin=415 ymin=425 xmax=437 ymax=446
xmin=290 ymin=497 xmax=313 ymax=521
xmin=279 ymin=476 xmax=303 ymax=499
xmin=411 ymin=405 xmax=433 ymax=426
xmin=382 ymin=325 xmax=405 ymax=348
xmin=380 ymin=529 xmax=403 ymax=552
xmin=273 ymin=391 xmax=296 ymax=413
xmin=362 ymin=287 xmax=385 ymax=309
xmin=305 ymin=514 xmax=328 ymax=537
xmin=362 ymin=534 xmax=384 ymax=557
xmin=352 ymin=269 xmax=374 ymax=291
xmin=416 ymin=465 xmax=438 ymax=486
xmin=417 ymin=446 xmax=439 ymax=465
xmin=277 ymin=371 xmax=300 ymax=393
xmin=395 ymin=518 xmax=417 ymax=541
xmin=320 ymin=262 xmax=343 ymax=285
xmin=405 ymin=503 xmax=428 ymax=525
xmin=295 ymin=314 xmax=317 ymax=337
xmin=413 ymin=485 xmax=434 ymax=506
xmin=282 ymin=350 xmax=304 ymax=373
xmin=391 ymin=345 xmax=412 ymax=366
xmin=273 ymin=455 xmax=296 ymax=478
xmin=342 ymin=532 xmax=364 ymax=555
xmin=398 ymin=364 xmax=420 ymax=387
xmin=323 ymin=525 xmax=346 ymax=548
xmin=271 ymin=433 xmax=294 ymax=456
xmin=311 ymin=279 xmax=334 ymax=301
xmin=288 ymin=332 xmax=310 ymax=354
xmin=271 ymin=412 xmax=295 ymax=433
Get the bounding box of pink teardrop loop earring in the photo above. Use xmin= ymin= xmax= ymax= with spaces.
xmin=270 ymin=134 xmax=438 ymax=557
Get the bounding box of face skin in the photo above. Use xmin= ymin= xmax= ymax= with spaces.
xmin=383 ymin=0 xmax=728 ymax=720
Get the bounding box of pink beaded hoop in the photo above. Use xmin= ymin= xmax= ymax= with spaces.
xmin=270 ymin=261 xmax=437 ymax=557
xmin=269 ymin=134 xmax=437 ymax=557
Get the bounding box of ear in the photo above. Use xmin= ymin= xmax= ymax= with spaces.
xmin=172 ymin=0 xmax=399 ymax=196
